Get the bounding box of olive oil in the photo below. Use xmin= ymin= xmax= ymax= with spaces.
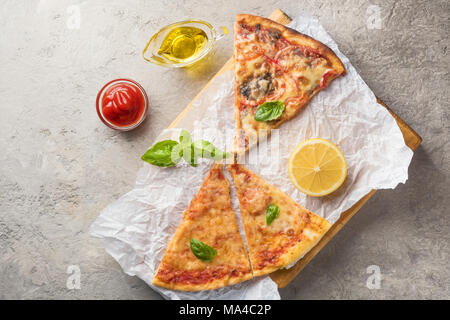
xmin=158 ymin=26 xmax=208 ymax=62
xmin=143 ymin=20 xmax=227 ymax=67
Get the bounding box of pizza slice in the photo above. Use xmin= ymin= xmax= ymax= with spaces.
xmin=233 ymin=14 xmax=346 ymax=152
xmin=228 ymin=164 xmax=331 ymax=276
xmin=152 ymin=163 xmax=252 ymax=291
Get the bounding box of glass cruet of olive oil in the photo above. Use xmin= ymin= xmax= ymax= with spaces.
xmin=143 ymin=20 xmax=227 ymax=68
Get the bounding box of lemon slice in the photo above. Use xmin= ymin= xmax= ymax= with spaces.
xmin=288 ymin=138 xmax=347 ymax=197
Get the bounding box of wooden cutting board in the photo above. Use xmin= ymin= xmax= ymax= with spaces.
xmin=168 ymin=9 xmax=422 ymax=288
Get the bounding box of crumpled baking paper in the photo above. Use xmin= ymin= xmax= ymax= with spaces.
xmin=90 ymin=13 xmax=413 ymax=300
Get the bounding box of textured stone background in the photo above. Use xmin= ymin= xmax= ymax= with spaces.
xmin=0 ymin=0 xmax=448 ymax=299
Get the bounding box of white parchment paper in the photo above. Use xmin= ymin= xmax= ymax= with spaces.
xmin=90 ymin=13 xmax=413 ymax=300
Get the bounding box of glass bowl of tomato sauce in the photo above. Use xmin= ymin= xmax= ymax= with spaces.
xmin=96 ymin=79 xmax=149 ymax=131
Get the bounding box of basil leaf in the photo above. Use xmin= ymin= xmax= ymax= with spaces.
xmin=141 ymin=140 xmax=181 ymax=167
xmin=190 ymin=238 xmax=217 ymax=262
xmin=192 ymin=140 xmax=230 ymax=160
xmin=266 ymin=203 xmax=280 ymax=225
xmin=254 ymin=101 xmax=285 ymax=122
xmin=179 ymin=129 xmax=192 ymax=146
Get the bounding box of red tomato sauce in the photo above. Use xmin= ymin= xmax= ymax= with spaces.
xmin=96 ymin=79 xmax=148 ymax=130
xmin=101 ymin=83 xmax=145 ymax=126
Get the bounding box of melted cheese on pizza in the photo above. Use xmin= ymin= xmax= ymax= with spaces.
xmin=153 ymin=164 xmax=252 ymax=291
xmin=228 ymin=164 xmax=331 ymax=276
xmin=235 ymin=23 xmax=334 ymax=101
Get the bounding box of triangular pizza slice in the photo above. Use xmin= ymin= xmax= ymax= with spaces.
xmin=228 ymin=164 xmax=331 ymax=276
xmin=233 ymin=14 xmax=346 ymax=152
xmin=153 ymin=163 xmax=252 ymax=291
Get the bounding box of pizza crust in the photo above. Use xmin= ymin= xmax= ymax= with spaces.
xmin=153 ymin=263 xmax=252 ymax=291
xmin=236 ymin=14 xmax=345 ymax=74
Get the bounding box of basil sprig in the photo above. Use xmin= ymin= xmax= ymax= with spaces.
xmin=141 ymin=129 xmax=229 ymax=167
xmin=190 ymin=238 xmax=217 ymax=262
xmin=254 ymin=101 xmax=285 ymax=122
xmin=266 ymin=203 xmax=280 ymax=225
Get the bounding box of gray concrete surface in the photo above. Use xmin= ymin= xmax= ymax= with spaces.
xmin=0 ymin=0 xmax=448 ymax=299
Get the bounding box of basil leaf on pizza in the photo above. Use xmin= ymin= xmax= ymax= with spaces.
xmin=141 ymin=140 xmax=182 ymax=167
xmin=254 ymin=101 xmax=285 ymax=122
xmin=190 ymin=238 xmax=217 ymax=262
xmin=266 ymin=203 xmax=280 ymax=225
